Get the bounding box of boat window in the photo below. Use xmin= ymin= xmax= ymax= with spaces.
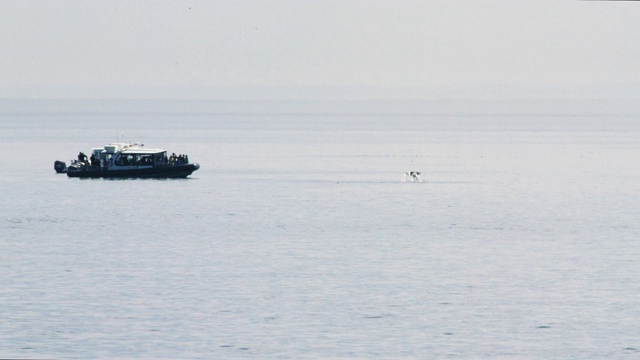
xmin=116 ymin=153 xmax=156 ymax=166
xmin=154 ymin=153 xmax=166 ymax=166
xmin=138 ymin=154 xmax=153 ymax=165
xmin=115 ymin=154 xmax=134 ymax=166
xmin=102 ymin=153 xmax=113 ymax=166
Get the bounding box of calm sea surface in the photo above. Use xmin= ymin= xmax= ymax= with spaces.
xmin=1 ymin=99 xmax=639 ymax=359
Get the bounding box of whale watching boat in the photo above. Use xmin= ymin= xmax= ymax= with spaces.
xmin=55 ymin=142 xmax=199 ymax=178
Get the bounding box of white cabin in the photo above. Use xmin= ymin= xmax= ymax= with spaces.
xmin=99 ymin=143 xmax=168 ymax=170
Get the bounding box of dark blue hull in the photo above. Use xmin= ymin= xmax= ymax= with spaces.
xmin=66 ymin=163 xmax=200 ymax=178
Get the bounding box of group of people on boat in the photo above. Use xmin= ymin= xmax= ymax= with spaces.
xmin=169 ymin=153 xmax=189 ymax=165
xmin=76 ymin=151 xmax=191 ymax=169
xmin=59 ymin=143 xmax=200 ymax=178
xmin=78 ymin=152 xmax=100 ymax=167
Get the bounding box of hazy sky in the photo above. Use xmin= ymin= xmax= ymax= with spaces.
xmin=1 ymin=0 xmax=639 ymax=98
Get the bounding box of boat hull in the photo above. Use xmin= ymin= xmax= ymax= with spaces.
xmin=66 ymin=163 xmax=200 ymax=178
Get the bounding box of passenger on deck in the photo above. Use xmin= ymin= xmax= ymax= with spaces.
xmin=90 ymin=154 xmax=98 ymax=166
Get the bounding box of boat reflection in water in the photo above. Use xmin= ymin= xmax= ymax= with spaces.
xmin=56 ymin=143 xmax=199 ymax=178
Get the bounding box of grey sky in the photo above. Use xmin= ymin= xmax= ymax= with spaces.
xmin=1 ymin=0 xmax=639 ymax=98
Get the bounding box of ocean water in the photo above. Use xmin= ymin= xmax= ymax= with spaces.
xmin=1 ymin=98 xmax=639 ymax=359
